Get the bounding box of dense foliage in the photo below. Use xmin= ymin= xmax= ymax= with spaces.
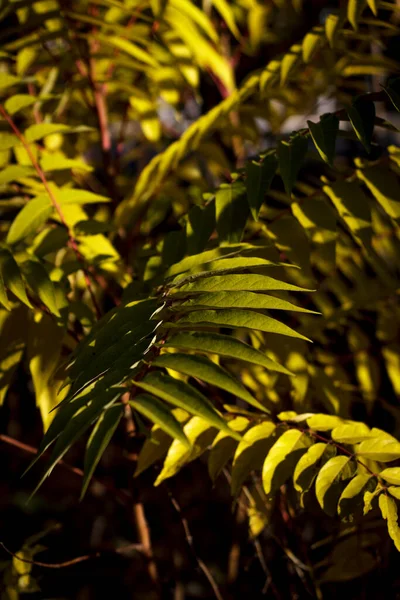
xmin=2 ymin=0 xmax=400 ymax=597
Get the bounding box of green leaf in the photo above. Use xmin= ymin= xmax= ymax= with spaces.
xmin=293 ymin=443 xmax=336 ymax=493
xmin=74 ymin=219 xmax=111 ymax=236
xmin=20 ymin=260 xmax=60 ymax=316
xmin=347 ymin=0 xmax=367 ymax=30
xmin=307 ymin=414 xmax=344 ymax=432
xmin=134 ymin=371 xmax=240 ymax=439
xmin=215 ymin=182 xmax=249 ymax=244
xmin=30 ymin=388 xmax=123 ymax=494
xmin=208 ymin=416 xmax=249 ymax=481
xmin=357 ymin=165 xmax=400 ymax=220
xmin=383 ymin=77 xmax=400 ymax=112
xmin=98 ymin=34 xmax=158 ymax=67
xmin=380 ymin=468 xmax=400 ymax=486
xmin=0 ymin=249 xmax=32 ymax=308
xmin=164 ymin=309 xmax=311 ymax=342
xmin=163 ymin=332 xmax=291 ymax=375
xmin=262 ymin=429 xmax=312 ymax=496
xmin=24 ymin=123 xmax=72 ymax=142
xmin=134 ymin=408 xmax=190 ymax=477
xmin=347 ymin=98 xmax=375 ymax=152
xmin=246 ymin=153 xmax=277 ymax=221
xmin=366 ymin=0 xmax=378 ymax=15
xmin=170 ymin=273 xmax=311 ymax=295
xmin=81 ymin=405 xmax=123 ymax=499
xmin=307 ymin=114 xmax=339 ymax=167
xmin=277 ymin=134 xmax=308 ymax=195
xmin=0 ymin=132 xmax=20 ymax=150
xmin=130 ymin=393 xmax=190 ymax=448
xmin=174 ymin=291 xmax=318 ymax=314
xmin=170 ymin=256 xmax=282 ymax=284
xmin=231 ymin=422 xmax=276 ymax=497
xmin=379 ymin=494 xmax=400 ymax=552
xmin=0 ymin=164 xmax=34 ymax=184
xmin=0 ymin=74 xmax=21 ymax=89
xmin=338 ymin=474 xmax=377 ymax=521
xmin=27 ymin=312 xmax=64 ymax=428
xmin=155 ymin=417 xmax=217 ymax=485
xmin=357 ymin=436 xmax=400 ymax=462
xmin=331 ymin=422 xmax=373 ymax=444
xmin=302 ymin=27 xmax=323 ymax=63
xmin=186 ymin=202 xmax=215 ymax=255
xmin=153 ymin=352 xmax=266 ymax=411
xmin=388 ymin=487 xmax=400 ymax=500
xmin=4 ymin=94 xmax=36 ymax=115
xmin=7 ymin=197 xmax=53 ymax=245
xmin=0 ymin=306 xmax=28 ymax=404
xmin=315 ymin=456 xmax=357 ymax=516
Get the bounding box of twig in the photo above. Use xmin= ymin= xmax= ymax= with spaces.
xmin=168 ymin=491 xmax=224 ymax=600
xmin=0 ymin=433 xmax=130 ymax=505
xmin=0 ymin=105 xmax=102 ymax=319
xmin=0 ymin=541 xmax=144 ymax=569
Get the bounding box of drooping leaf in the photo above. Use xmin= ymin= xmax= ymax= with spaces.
xmin=164 ymin=309 xmax=311 ymax=342
xmin=347 ymin=98 xmax=375 ymax=152
xmin=6 ymin=197 xmax=53 ymax=245
xmin=27 ymin=312 xmax=64 ymax=429
xmin=307 ymin=114 xmax=339 ymax=167
xmin=163 ymin=331 xmax=291 ymax=375
xmin=130 ymin=393 xmax=190 ymax=448
xmin=0 ymin=306 xmax=28 ymax=404
xmin=347 ymin=0 xmax=367 ymax=30
xmin=134 ymin=371 xmax=240 ymax=439
xmin=246 ymin=153 xmax=277 ymax=221
xmin=383 ymin=77 xmax=400 ymax=112
xmin=315 ymin=456 xmax=357 ymax=516
xmin=357 ymin=165 xmax=400 ymax=220
xmin=262 ymin=429 xmax=312 ymax=496
xmin=20 ymin=260 xmax=60 ymax=316
xmin=231 ymin=421 xmax=276 ymax=497
xmin=0 ymin=249 xmax=32 ymax=308
xmin=379 ymin=494 xmax=400 ymax=552
xmin=215 ymin=182 xmax=249 ymax=245
xmin=134 ymin=408 xmax=190 ymax=477
xmin=81 ymin=405 xmax=123 ymax=499
xmin=338 ymin=474 xmax=377 ymax=521
xmin=155 ymin=417 xmax=217 ymax=485
xmin=293 ymin=443 xmax=336 ymax=493
xmin=208 ymin=417 xmax=249 ymax=481
xmin=153 ymin=352 xmax=266 ymax=411
xmin=277 ymin=134 xmax=308 ymax=195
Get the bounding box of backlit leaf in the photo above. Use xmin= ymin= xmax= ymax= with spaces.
xmin=315 ymin=456 xmax=356 ymax=515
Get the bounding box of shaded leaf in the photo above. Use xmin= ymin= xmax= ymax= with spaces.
xmin=81 ymin=405 xmax=123 ymax=499
xmin=130 ymin=393 xmax=190 ymax=448
xmin=246 ymin=153 xmax=277 ymax=221
xmin=307 ymin=114 xmax=339 ymax=167
xmin=277 ymin=134 xmax=308 ymax=195
xmin=262 ymin=429 xmax=312 ymax=496
xmin=135 ymin=371 xmax=240 ymax=439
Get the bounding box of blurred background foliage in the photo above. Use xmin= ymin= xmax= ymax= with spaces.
xmin=2 ymin=0 xmax=400 ymax=598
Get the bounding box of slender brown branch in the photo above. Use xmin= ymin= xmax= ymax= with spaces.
xmin=168 ymin=491 xmax=224 ymax=600
xmin=0 ymin=541 xmax=144 ymax=569
xmin=0 ymin=105 xmax=102 ymax=319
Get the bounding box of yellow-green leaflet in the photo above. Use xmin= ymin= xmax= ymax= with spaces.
xmin=262 ymin=429 xmax=312 ymax=496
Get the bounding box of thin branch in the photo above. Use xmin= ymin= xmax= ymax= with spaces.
xmin=0 ymin=541 xmax=144 ymax=570
xmin=0 ymin=105 xmax=102 ymax=319
xmin=168 ymin=491 xmax=224 ymax=600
